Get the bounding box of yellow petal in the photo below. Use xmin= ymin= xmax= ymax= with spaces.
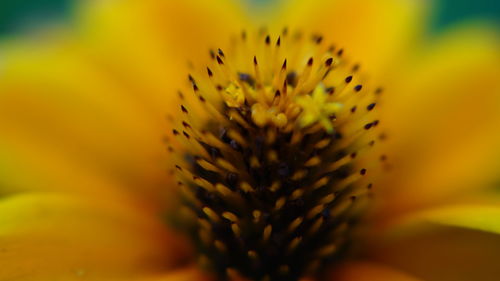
xmin=129 ymin=267 xmax=214 ymax=281
xmin=74 ymin=0 xmax=249 ymax=111
xmin=395 ymin=204 xmax=500 ymax=236
xmin=371 ymin=224 xmax=500 ymax=281
xmin=0 ymin=192 xmax=192 ymax=280
xmin=0 ymin=0 xmax=249 ymax=201
xmin=0 ymin=40 xmax=170 ymax=202
xmin=273 ymin=0 xmax=428 ymax=76
xmin=326 ymin=261 xmax=422 ymax=281
xmin=376 ymin=23 xmax=500 ymax=215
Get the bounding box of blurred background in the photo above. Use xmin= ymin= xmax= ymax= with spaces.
xmin=1 ymin=0 xmax=499 ymax=36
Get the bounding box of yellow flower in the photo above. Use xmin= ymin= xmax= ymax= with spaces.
xmin=1 ymin=0 xmax=500 ymax=280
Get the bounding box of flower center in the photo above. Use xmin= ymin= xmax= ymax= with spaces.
xmin=167 ymin=28 xmax=384 ymax=281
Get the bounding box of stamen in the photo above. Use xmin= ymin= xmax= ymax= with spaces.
xmin=167 ymin=29 xmax=386 ymax=281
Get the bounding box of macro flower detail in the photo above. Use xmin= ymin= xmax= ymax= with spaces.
xmin=168 ymin=29 xmax=384 ymax=280
xmin=1 ymin=0 xmax=500 ymax=281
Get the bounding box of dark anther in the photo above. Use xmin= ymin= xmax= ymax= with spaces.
xmin=181 ymin=105 xmax=188 ymax=114
xmin=325 ymin=58 xmax=333 ymax=67
xmin=337 ymin=48 xmax=344 ymax=56
xmin=367 ymin=183 xmax=373 ymax=189
xmin=282 ymin=59 xmax=287 ymax=70
xmin=350 ymin=106 xmax=357 ymax=113
xmin=354 ymin=85 xmax=362 ymax=92
xmin=325 ymin=87 xmax=335 ymax=95
xmin=307 ymin=57 xmax=314 ymax=66
xmin=218 ymin=48 xmax=225 ymax=58
xmin=182 ymin=121 xmax=191 ymax=129
xmin=239 ymin=73 xmax=255 ymax=86
xmin=276 ymin=36 xmax=281 ymax=46
xmin=193 ymin=83 xmax=199 ymax=92
xmin=265 ymin=35 xmax=271 ymax=45
xmin=350 ymin=152 xmax=357 ymax=159
xmin=373 ymin=120 xmax=379 ymax=127
xmin=345 ymin=76 xmax=353 ymax=83
xmin=277 ymin=163 xmax=291 ymax=178
xmin=360 ymin=168 xmax=367 ymax=175
xmin=172 ymin=129 xmax=179 ymax=135
xmin=254 ymin=56 xmax=258 ymax=65
xmin=364 ymin=123 xmax=373 ymax=130
xmin=226 ymin=172 xmax=239 ymax=188
xmin=352 ymin=64 xmax=360 ymax=72
xmin=367 ymin=103 xmax=376 ymax=111
xmin=216 ymin=56 xmax=224 ymax=65
xmin=209 ymin=49 xmax=216 ymax=60
xmin=183 ymin=131 xmax=190 ymax=139
xmin=230 ymin=139 xmax=241 ymax=151
xmin=286 ymin=72 xmax=298 ymax=87
xmin=207 ymin=67 xmax=213 ymax=77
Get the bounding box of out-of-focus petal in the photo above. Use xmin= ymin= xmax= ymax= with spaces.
xmin=370 ymin=223 xmax=500 ymax=281
xmin=376 ymin=23 xmax=500 ymax=215
xmin=129 ymin=267 xmax=214 ymax=281
xmin=0 ymin=0 xmax=249 ymax=202
xmin=75 ymin=0 xmax=249 ymax=112
xmin=0 ymin=192 xmax=192 ymax=280
xmin=273 ymin=0 xmax=428 ymax=77
xmin=0 ymin=40 xmax=171 ymax=204
xmin=326 ymin=261 xmax=422 ymax=281
xmin=389 ymin=204 xmax=500 ymax=236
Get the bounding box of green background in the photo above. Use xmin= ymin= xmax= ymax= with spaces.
xmin=0 ymin=0 xmax=499 ymax=35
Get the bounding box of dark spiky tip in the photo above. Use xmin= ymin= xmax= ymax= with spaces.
xmin=169 ymin=28 xmax=382 ymax=281
xmin=307 ymin=57 xmax=314 ymax=66
xmin=216 ymin=56 xmax=224 ymax=65
xmin=325 ymin=58 xmax=333 ymax=67
xmin=218 ymin=48 xmax=225 ymax=58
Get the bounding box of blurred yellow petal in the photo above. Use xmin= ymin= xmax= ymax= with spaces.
xmin=326 ymin=261 xmax=422 ymax=281
xmin=393 ymin=204 xmax=500 ymax=236
xmin=1 ymin=0 xmax=250 ymax=202
xmin=129 ymin=267 xmax=214 ymax=281
xmin=377 ymin=23 xmax=500 ymax=214
xmin=74 ymin=0 xmax=249 ymax=112
xmin=0 ymin=40 xmax=171 ymax=204
xmin=0 ymin=192 xmax=191 ymax=280
xmin=371 ymin=224 xmax=500 ymax=281
xmin=274 ymin=0 xmax=428 ymax=76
